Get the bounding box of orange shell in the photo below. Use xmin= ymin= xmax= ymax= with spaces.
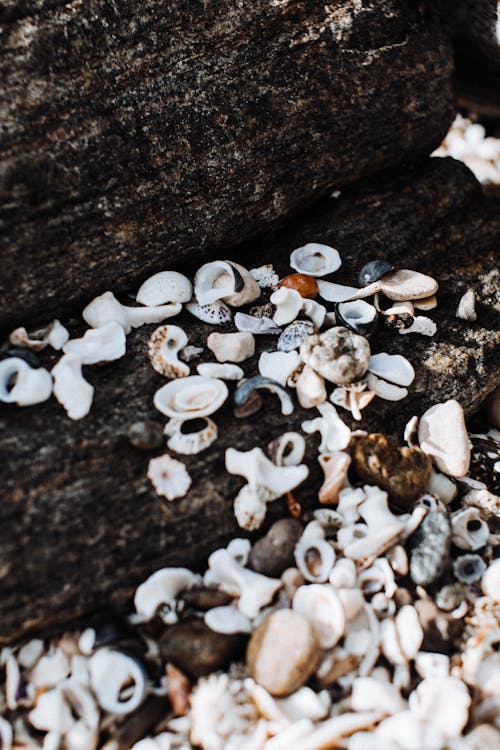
xmin=279 ymin=273 xmax=318 ymax=299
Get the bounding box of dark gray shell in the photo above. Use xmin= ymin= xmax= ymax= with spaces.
xmin=453 ymin=554 xmax=487 ymax=584
xmin=358 ymin=260 xmax=394 ymax=287
xmin=409 ymin=508 xmax=451 ymax=586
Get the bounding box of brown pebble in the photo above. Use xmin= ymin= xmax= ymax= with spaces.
xmin=279 ymin=273 xmax=319 ymax=299
xmin=127 ymin=420 xmax=164 ymax=450
xmin=180 ymin=586 xmax=233 ymax=611
xmin=247 ymin=609 xmax=320 ymax=696
xmin=248 ymin=519 xmax=303 ymax=578
xmin=166 ymin=663 xmax=191 ymax=715
xmin=351 ymin=433 xmax=432 ymax=508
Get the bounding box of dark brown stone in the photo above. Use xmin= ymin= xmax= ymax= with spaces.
xmin=249 ymin=519 xmax=303 ymax=578
xmin=180 ymin=587 xmax=233 ymax=612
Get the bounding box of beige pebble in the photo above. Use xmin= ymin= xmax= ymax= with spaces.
xmin=207 ymin=331 xmax=255 ymax=363
xmin=418 ymin=399 xmax=470 ymax=477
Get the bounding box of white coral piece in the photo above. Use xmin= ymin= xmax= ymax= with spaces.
xmin=147 ymin=454 xmax=191 ymax=500
xmin=301 ymin=402 xmax=351 ymax=453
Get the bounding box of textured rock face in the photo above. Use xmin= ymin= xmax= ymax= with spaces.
xmin=0 ymin=158 xmax=499 ymax=643
xmin=0 ymin=0 xmax=454 ymax=329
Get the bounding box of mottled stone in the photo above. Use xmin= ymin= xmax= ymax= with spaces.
xmin=249 ymin=519 xmax=303 ymax=578
xmin=247 ymin=609 xmax=319 ymax=696
xmin=351 ymin=434 xmax=432 ymax=508
xmin=409 ymin=509 xmax=451 ymax=586
xmin=300 ymin=327 xmax=371 ymax=385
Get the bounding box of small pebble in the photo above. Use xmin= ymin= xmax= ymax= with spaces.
xmin=358 ymin=260 xmax=394 ymax=286
xmin=279 ymin=273 xmax=319 ymax=299
xmin=409 ymin=509 xmax=451 ymax=586
xmin=418 ymin=400 xmax=471 ymax=477
xmin=300 ymin=326 xmax=370 ymax=385
xmin=246 ymin=609 xmax=319 ymax=696
xmin=248 ymin=519 xmax=303 ymax=578
xmin=128 ymin=420 xmax=164 ymax=450
xmin=207 ymin=332 xmax=255 ymax=363
xmin=180 ymin=587 xmax=233 ymax=611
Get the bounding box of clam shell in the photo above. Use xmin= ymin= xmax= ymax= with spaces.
xmin=456 ymin=288 xmax=477 ymax=321
xmin=290 ymin=243 xmax=342 ymax=277
xmin=136 ymin=271 xmax=192 ymax=305
xmin=153 ymin=376 xmax=228 ymax=419
xmin=368 ymin=353 xmax=415 ymax=387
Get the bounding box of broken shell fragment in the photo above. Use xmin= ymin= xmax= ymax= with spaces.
xmin=368 ymin=353 xmax=415 ymax=387
xmin=290 ymin=243 xmax=342 ymax=277
xmin=148 ymin=324 xmax=190 ymax=378
xmin=250 ymin=264 xmax=280 ymax=289
xmin=268 ymin=432 xmax=306 ymax=467
xmin=316 ymin=280 xmax=362 ymax=303
xmin=418 ymin=399 xmax=471 ymax=477
xmin=318 ymin=451 xmax=351 ymax=504
xmin=453 ymin=553 xmax=486 ymax=583
xmin=481 ymin=558 xmax=500 ymax=599
xmin=226 ymin=446 xmax=308 ymax=502
xmin=358 ymin=260 xmax=394 ymax=286
xmin=234 ymin=312 xmax=281 ymax=335
xmin=336 ymin=300 xmax=378 ymax=336
xmin=296 ymin=365 xmax=327 ymax=409
xmin=371 ymin=269 xmax=438 ymax=301
xmin=134 ymin=567 xmax=198 ymax=622
xmin=330 ymin=382 xmax=376 ymax=420
xmin=398 ymin=316 xmax=437 ymax=336
xmin=204 ymin=605 xmax=252 ymax=635
xmin=83 ymin=291 xmax=181 ymax=333
xmin=136 ymin=271 xmax=192 ymax=305
xmin=451 ymin=507 xmax=489 ymax=550
xmin=63 ymin=321 xmax=126 ymax=364
xmin=196 ymin=362 xmax=244 ymax=380
xmin=293 ymin=584 xmax=345 ymax=649
xmin=185 ymin=299 xmax=233 ymax=325
xmin=234 ymin=376 xmax=294 ymax=416
xmin=180 ymin=344 xmax=204 ymax=362
xmin=0 ymin=357 xmax=52 ymax=406
xmin=258 ymin=350 xmax=301 ymax=387
xmin=278 ymin=320 xmax=316 ymax=352
xmin=147 ymin=454 xmax=192 ymax=500
xmin=294 ymin=536 xmax=336 ymax=583
xmin=279 ymin=273 xmax=319 ymax=299
xmin=409 ymin=506 xmax=451 ymax=586
xmin=194 ymin=260 xmax=260 ymax=307
xmin=52 ymin=354 xmax=94 ymax=419
xmin=9 ymin=319 xmax=69 ymax=351
xmin=207 ymin=331 xmax=255 ymax=363
xmin=89 ymin=648 xmax=147 ymax=714
xmin=153 ymin=376 xmax=228 ymax=419
xmin=271 ymin=287 xmax=305 ymax=326
xmin=164 ymin=417 xmax=218 ymax=455
xmin=302 ymin=403 xmax=352 ymax=453
xmin=456 ymin=288 xmax=477 ymax=321
xmin=413 ymin=294 xmax=437 ymax=311
xmin=300 ymin=327 xmax=370 ymax=385
xmin=366 ymin=372 xmax=408 ymax=401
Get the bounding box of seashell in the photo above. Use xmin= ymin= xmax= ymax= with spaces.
xmin=302 ymin=402 xmax=351 ymax=453
xmin=413 ymin=294 xmax=437 ymax=311
xmin=52 ymin=354 xmax=93 ymax=419
xmin=134 ymin=567 xmax=199 ymax=622
xmin=250 ymin=264 xmax=280 ymax=289
xmin=234 ymin=312 xmax=281 ymax=335
xmin=153 ymin=376 xmax=228 ymax=419
xmin=278 ymin=320 xmax=316 ymax=352
xmin=148 ymin=324 xmax=189 ymax=378
xmin=290 ymin=243 xmax=342 ymax=277
xmin=344 ymin=486 xmax=408 ymax=562
xmin=204 ymin=605 xmax=252 ymax=635
xmin=270 ymin=287 xmax=304 ymax=326
xmin=180 ymin=344 xmax=204 ymax=362
xmin=482 ymin=558 xmax=500 ymax=599
xmin=0 ymin=719 xmax=12 ymax=750
xmin=233 ymin=484 xmax=268 ymax=530
xmin=0 ymin=357 xmax=52 ymax=406
xmin=294 ymin=535 xmax=335 ymax=583
xmin=28 ymin=687 xmax=75 ymax=733
xmin=335 ymin=300 xmax=378 ymax=336
xmin=258 ymin=350 xmax=301 ymax=386
xmin=351 ymin=675 xmax=405 ymax=715
xmin=408 ymin=505 xmax=451 ymax=586
xmin=318 ymin=451 xmax=351 ymax=504
xmin=249 ymin=302 xmax=274 ymax=318
xmin=358 ymin=559 xmax=396 ymax=599
xmin=360 ymin=269 xmax=439 ymax=302
xmin=279 ymin=273 xmax=319 ymax=299
xmin=89 ymin=648 xmax=147 ymax=715
xmin=425 ymin=468 xmax=457 ymax=504
xmin=293 ymin=712 xmax=382 ymax=750
xmin=456 ymin=287 xmax=477 ymax=321
xmin=234 ymin=389 xmax=263 ymax=419
xmin=451 ymin=507 xmax=489 ymax=550
xmin=166 ymin=663 xmax=191 ymax=716
xmin=30 ymin=648 xmax=70 ymax=687
xmin=375 ymin=711 xmax=440 ymax=750
xmin=398 ymin=315 xmax=437 ymax=336
xmin=300 ymin=327 xmax=370 ymax=385
xmin=164 ymin=416 xmax=217 ymax=455
xmin=329 ymin=557 xmax=357 ymax=588
xmin=316 ymin=280 xmax=362 ymax=302
xmin=268 ymin=432 xmax=306 ymax=467
xmin=418 ymin=399 xmax=471 ymax=477
xmin=368 ymin=353 xmax=415 ymax=387
xmin=330 ymin=382 xmax=376 ymax=420
xmin=136 ymin=271 xmax=192 ymax=305
xmin=293 ymin=584 xmax=345 ymax=648
xmin=381 ymin=604 xmax=423 ymax=665
xmin=234 ymin=375 xmax=294 ymax=416
xmin=386 ymin=545 xmax=408 ymax=576
xmin=9 ymin=319 xmax=69 ymax=351
xmin=185 ymin=298 xmax=233 ymax=325
xmin=408 ymin=676 xmax=470 ymax=739
xmin=453 ymin=553 xmax=487 ymax=583
xmin=414 ymin=652 xmax=450 ymax=680
xmin=147 ymin=454 xmax=192 ymax=500
xmin=83 ymin=291 xmax=181 ymax=333
xmin=196 ymin=362 xmax=244 ymax=380
xmin=207 ymin=331 xmax=255 ymax=363
xmin=366 ymin=372 xmax=408 ymax=401
xmin=296 ymin=364 xmax=327 ymax=409
xmin=63 ymin=321 xmax=126 ymax=364
xmin=358 ymin=260 xmax=394 ymax=286
xmin=18 ymin=638 xmax=44 ymax=669
xmin=194 ymin=260 xmax=260 ymax=307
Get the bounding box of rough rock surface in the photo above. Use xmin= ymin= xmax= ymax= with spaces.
xmin=0 ymin=0 xmax=455 ymax=329
xmin=0 ymin=157 xmax=499 ymax=642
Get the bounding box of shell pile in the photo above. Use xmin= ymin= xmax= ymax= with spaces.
xmin=2 ymin=245 xmax=499 ymax=750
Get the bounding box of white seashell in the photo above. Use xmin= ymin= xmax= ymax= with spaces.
xmin=5 ymin=654 xmax=21 ymax=710
xmin=226 ymin=446 xmax=308 ymax=505
xmin=301 ymin=298 xmax=326 ymax=328
xmin=89 ymin=649 xmax=147 ymax=715
xmin=196 ymin=362 xmax=244 ymax=380
xmin=234 ymin=376 xmax=294 ymax=416
xmin=339 ymin=587 xmax=365 ymax=621
xmin=291 ymin=712 xmax=382 ymax=750
xmin=318 ymin=451 xmax=351 ymax=505
xmin=456 ymin=288 xmax=477 ymax=321
xmin=414 ymin=652 xmax=450 ymax=680
xmin=136 ymin=271 xmax=192 ymax=305
xmin=204 ymin=606 xmax=252 ymax=634
xmin=250 ymin=264 xmax=280 ymax=289
xmin=296 ymin=364 xmax=327 ymax=409
xmin=233 ymin=485 xmax=268 ymax=530
xmin=351 ymin=676 xmax=405 ymax=715
xmin=481 ymin=558 xmax=500 ymax=600
xmin=180 ymin=344 xmax=204 ymax=362
xmin=398 ymin=316 xmax=437 ymax=336
xmin=278 ymin=320 xmax=316 ymax=352
xmin=271 ymin=287 xmax=304 ymax=326
xmin=194 ymin=260 xmax=260 ymax=306
xmin=52 ymin=354 xmax=93 ymax=420
xmin=185 ymin=298 xmax=233 ymax=325
xmin=207 ymin=547 xmax=281 ymax=618
xmin=268 ymin=432 xmax=306 ymax=467
xmin=164 ymin=416 xmax=217 ymax=455
xmin=329 ymin=558 xmax=357 ymax=589
xmin=359 ymin=269 xmax=438 ymax=302
xmin=0 ymin=357 xmax=52 ymax=406
xmin=302 ymin=402 xmax=351 ymax=453
xmin=337 ymin=486 xmax=367 ymax=525
xmin=451 ymin=507 xmax=489 ymax=550
xmin=30 ymin=648 xmax=70 ymax=687
xmin=147 ymin=454 xmax=191 ymax=500
xmin=18 ymin=638 xmax=44 ymax=669
xmin=375 ymin=711 xmax=442 ymax=750
xmin=234 ymin=312 xmax=281 ymax=335
xmin=408 ymin=676 xmax=471 ymax=739
xmin=293 ymin=584 xmax=345 ymax=649
xmin=358 ymin=559 xmax=396 ymax=599
xmin=63 ymin=322 xmax=126 ymax=364
xmin=0 ymin=718 xmax=12 ymax=750
xmin=294 ymin=536 xmax=335 ymax=583
xmin=153 ymin=376 xmax=228 ymax=419
xmin=418 ymin=399 xmax=471 ymax=476
xmin=368 ymin=353 xmax=415 ymax=387
xmin=316 ymin=280 xmax=362 ymax=302
xmin=385 ymin=545 xmax=408 ymax=576
xmin=413 ymin=294 xmax=437 ymax=311
xmin=134 ymin=567 xmax=198 ymax=622
xmin=83 ymin=291 xmax=181 ymax=334
xmin=29 ymin=688 xmax=75 ymax=733
xmin=425 ymin=468 xmax=457 ymax=504
xmin=9 ymin=319 xmax=69 ymax=351
xmin=344 ymin=486 xmax=407 ymax=562
xmin=370 ymin=593 xmax=396 ymax=619
xmin=148 ymin=324 xmax=189 ymax=378
xmin=330 ymin=382 xmax=376 ymax=420
xmin=366 ymin=372 xmax=408 ymax=401
xmin=290 ymin=243 xmax=341 ymax=277
xmin=258 ymin=350 xmax=300 ymax=387
xmin=207 ymin=331 xmax=255 ymax=363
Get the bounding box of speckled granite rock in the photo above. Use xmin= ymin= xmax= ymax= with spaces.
xmin=0 ymin=157 xmax=498 ymax=643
